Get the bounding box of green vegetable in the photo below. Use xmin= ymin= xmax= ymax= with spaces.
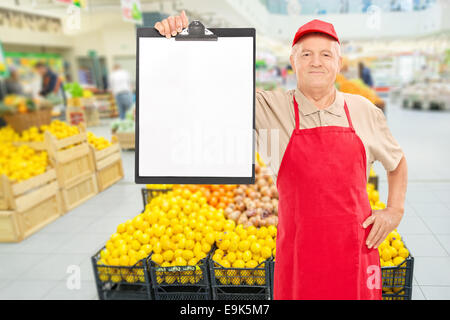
xmin=64 ymin=82 xmax=84 ymax=98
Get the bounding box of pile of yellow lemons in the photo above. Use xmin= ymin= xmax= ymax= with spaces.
xmin=379 ymin=230 xmax=409 ymax=267
xmin=367 ymin=183 xmax=386 ymax=211
xmin=0 ymin=126 xmax=20 ymax=143
xmin=98 ymin=188 xmax=230 ymax=284
xmin=17 ymin=126 xmax=44 ymax=142
xmin=14 ymin=120 xmax=80 ymax=143
xmin=41 ymin=120 xmax=80 ymax=140
xmin=212 ymin=224 xmax=276 ymax=285
xmin=87 ymin=132 xmax=112 ymax=151
xmin=0 ymin=143 xmax=48 ymax=182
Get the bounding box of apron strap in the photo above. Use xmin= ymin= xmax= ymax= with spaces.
xmin=293 ymin=96 xmax=300 ymax=131
xmin=293 ymin=95 xmax=354 ymax=130
xmin=343 ymin=101 xmax=354 ymax=130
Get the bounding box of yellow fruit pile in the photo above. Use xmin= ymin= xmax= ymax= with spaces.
xmin=0 ymin=126 xmax=20 ymax=143
xmin=41 ymin=120 xmax=80 ymax=140
xmin=212 ymin=224 xmax=276 ymax=285
xmin=15 ymin=120 xmax=80 ymax=143
xmin=336 ymin=74 xmax=384 ymax=106
xmin=146 ymin=184 xmax=173 ymax=190
xmin=0 ymin=143 xmax=48 ymax=182
xmin=17 ymin=126 xmax=44 ymax=142
xmin=379 ymin=230 xmax=409 ymax=267
xmin=87 ymin=132 xmax=112 ymax=151
xmin=367 ymin=183 xmax=386 ymax=211
xmin=99 ymin=188 xmax=229 ymax=284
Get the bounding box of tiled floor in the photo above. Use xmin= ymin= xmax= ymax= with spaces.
xmin=0 ymin=100 xmax=449 ymax=300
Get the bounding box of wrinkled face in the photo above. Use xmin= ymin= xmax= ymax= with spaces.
xmin=290 ymin=34 xmax=342 ymax=91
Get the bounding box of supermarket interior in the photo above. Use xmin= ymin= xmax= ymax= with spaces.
xmin=0 ymin=0 xmax=450 ymax=301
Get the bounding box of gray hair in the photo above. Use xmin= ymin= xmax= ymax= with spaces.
xmin=291 ymin=34 xmax=341 ymax=60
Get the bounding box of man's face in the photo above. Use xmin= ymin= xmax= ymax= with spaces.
xmin=290 ymin=34 xmax=342 ymax=91
xmin=36 ymin=66 xmax=46 ymax=76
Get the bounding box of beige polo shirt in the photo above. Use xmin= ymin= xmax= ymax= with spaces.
xmin=255 ymin=87 xmax=404 ymax=183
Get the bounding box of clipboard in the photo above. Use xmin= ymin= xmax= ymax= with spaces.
xmin=136 ymin=21 xmax=255 ymax=184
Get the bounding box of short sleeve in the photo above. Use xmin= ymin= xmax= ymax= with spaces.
xmin=371 ymin=108 xmax=404 ymax=172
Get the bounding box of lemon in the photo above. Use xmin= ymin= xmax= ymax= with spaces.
xmin=250 ymin=242 xmax=261 ymax=254
xmin=142 ymin=244 xmax=152 ymax=255
xmin=188 ymin=258 xmax=198 ymax=266
xmin=152 ymin=254 xmax=164 ymax=265
xmin=267 ymin=225 xmax=277 ymax=238
xmin=201 ymin=242 xmax=211 ymax=253
xmin=116 ymin=224 xmax=126 ymax=234
xmin=218 ymin=239 xmax=230 ymax=251
xmin=243 ymin=250 xmax=252 ymax=262
xmin=384 ymin=260 xmax=395 ymax=267
xmin=232 ymin=260 xmax=245 ymax=268
xmin=390 ymin=247 xmax=398 ymax=258
xmin=163 ymin=250 xmax=174 ymax=262
xmin=388 ymin=231 xmax=401 ymax=242
xmin=398 ymin=247 xmax=409 ymax=259
xmin=174 ymin=256 xmax=187 ymax=266
xmin=257 ymin=227 xmax=268 ymax=239
xmin=381 ymin=248 xmax=392 ymax=261
xmin=153 ymin=242 xmax=162 ymax=254
xmin=261 ymin=246 xmax=272 ymax=259
xmin=226 ymin=252 xmax=237 ymax=264
xmin=393 ymin=256 xmax=405 ymax=266
xmin=182 ymin=250 xmax=194 ymax=261
xmin=391 ymin=239 xmax=404 ymax=251
xmin=119 ymin=255 xmax=130 ymax=266
xmin=213 ymin=253 xmax=222 ymax=262
xmin=238 ymin=240 xmax=250 ymax=251
xmin=174 ymin=249 xmax=184 ymax=259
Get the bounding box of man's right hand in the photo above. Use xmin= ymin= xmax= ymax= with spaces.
xmin=154 ymin=10 xmax=189 ymax=39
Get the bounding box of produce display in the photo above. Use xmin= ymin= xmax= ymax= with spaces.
xmin=173 ymin=184 xmax=237 ymax=210
xmin=98 ymin=188 xmax=229 ymax=284
xmin=0 ymin=94 xmax=37 ymax=115
xmin=15 ymin=120 xmax=80 ymax=142
xmin=0 ymin=143 xmax=48 ymax=183
xmin=95 ymin=162 xmax=410 ymax=297
xmin=111 ymin=119 xmax=134 ymax=133
xmin=223 ymin=165 xmax=278 ymax=228
xmin=336 ymin=74 xmax=385 ymax=107
xmin=0 ymin=126 xmax=19 ymax=143
xmin=87 ymin=131 xmax=112 ymax=151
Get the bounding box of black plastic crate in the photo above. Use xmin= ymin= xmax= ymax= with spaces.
xmin=149 ymin=254 xmax=212 ymax=300
xmin=92 ymin=246 xmax=153 ymax=300
xmin=382 ymin=255 xmax=414 ymax=300
xmin=141 ymin=188 xmax=172 ymax=211
xmin=209 ymin=259 xmax=271 ymax=300
xmin=268 ymin=258 xmax=275 ymax=300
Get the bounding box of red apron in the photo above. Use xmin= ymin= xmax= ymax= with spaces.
xmin=273 ymin=96 xmax=382 ymax=300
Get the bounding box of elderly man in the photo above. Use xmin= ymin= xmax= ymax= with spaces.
xmin=155 ymin=14 xmax=408 ymax=300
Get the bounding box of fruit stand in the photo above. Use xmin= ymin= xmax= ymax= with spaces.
xmin=0 ymin=119 xmax=125 ymax=242
xmin=91 ymin=162 xmax=413 ymax=301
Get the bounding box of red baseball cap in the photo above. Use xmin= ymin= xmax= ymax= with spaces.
xmin=292 ymin=19 xmax=340 ymax=47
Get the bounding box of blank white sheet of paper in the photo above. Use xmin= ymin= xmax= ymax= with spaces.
xmin=138 ymin=36 xmax=254 ymax=179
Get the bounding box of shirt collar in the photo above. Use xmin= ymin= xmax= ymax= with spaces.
xmin=294 ymin=87 xmax=345 ymax=117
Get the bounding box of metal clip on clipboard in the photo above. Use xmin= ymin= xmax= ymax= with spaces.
xmin=175 ymin=20 xmax=218 ymax=41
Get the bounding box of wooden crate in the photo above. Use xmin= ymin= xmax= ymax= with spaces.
xmin=90 ymin=144 xmax=124 ymax=192
xmin=0 ymin=169 xmax=63 ymax=242
xmin=13 ymin=140 xmax=47 ymax=151
xmin=0 ymin=174 xmax=8 ymax=210
xmin=45 ymin=126 xmax=95 ymax=188
xmin=61 ymin=173 xmax=98 ymax=212
xmin=114 ymin=132 xmax=135 ymax=150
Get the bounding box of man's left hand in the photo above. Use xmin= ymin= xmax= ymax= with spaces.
xmin=362 ymin=207 xmax=404 ymax=249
